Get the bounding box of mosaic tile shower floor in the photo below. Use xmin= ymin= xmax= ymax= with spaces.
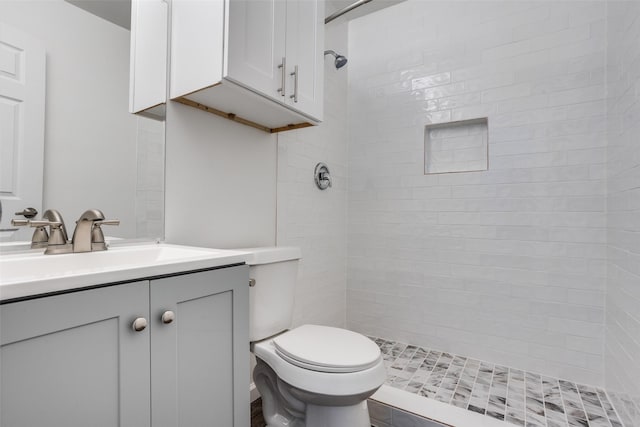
xmin=371 ymin=337 xmax=639 ymax=427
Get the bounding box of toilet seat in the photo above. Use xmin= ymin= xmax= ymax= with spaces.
xmin=273 ymin=325 xmax=382 ymax=373
xmin=252 ymin=325 xmax=387 ymax=397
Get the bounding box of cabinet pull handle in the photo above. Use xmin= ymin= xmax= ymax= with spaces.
xmin=290 ymin=65 xmax=299 ymax=103
xmin=277 ymin=57 xmax=286 ymax=97
xmin=132 ymin=317 xmax=148 ymax=332
xmin=161 ymin=310 xmax=175 ymax=324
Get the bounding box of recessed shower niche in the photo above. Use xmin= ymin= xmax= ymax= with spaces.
xmin=424 ymin=118 xmax=488 ymax=174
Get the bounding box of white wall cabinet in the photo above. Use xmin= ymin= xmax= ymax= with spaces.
xmin=170 ymin=0 xmax=324 ymax=133
xmin=282 ymin=0 xmax=323 ymax=119
xmin=0 ymin=266 xmax=249 ymax=427
xmin=129 ymin=0 xmax=168 ymax=118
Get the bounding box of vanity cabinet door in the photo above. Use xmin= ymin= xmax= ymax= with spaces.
xmin=150 ymin=265 xmax=249 ymax=427
xmin=0 ymin=281 xmax=151 ymax=427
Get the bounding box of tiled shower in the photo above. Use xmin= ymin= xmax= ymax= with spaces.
xmin=317 ymin=0 xmax=640 ymax=425
xmin=371 ymin=337 xmax=638 ymax=426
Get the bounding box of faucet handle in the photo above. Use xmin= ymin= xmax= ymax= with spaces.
xmin=95 ymin=219 xmax=120 ymax=227
xmin=23 ymin=220 xmax=63 ymax=228
xmin=91 ymin=219 xmax=120 ymax=251
xmin=27 ymin=221 xmax=67 ymax=246
xmin=11 ymin=218 xmax=50 ymax=248
xmin=11 ymin=219 xmax=67 ymax=248
xmin=12 ymin=218 xmax=63 ymax=229
xmin=92 ymin=219 xmax=120 ymax=243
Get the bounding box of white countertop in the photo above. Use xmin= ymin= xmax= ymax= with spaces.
xmin=0 ymin=243 xmax=250 ymax=302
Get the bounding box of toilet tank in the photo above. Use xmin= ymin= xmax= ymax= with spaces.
xmin=242 ymin=247 xmax=301 ymax=342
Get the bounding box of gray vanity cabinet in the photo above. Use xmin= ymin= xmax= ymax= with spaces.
xmin=0 ymin=281 xmax=151 ymax=427
xmin=0 ymin=265 xmax=249 ymax=427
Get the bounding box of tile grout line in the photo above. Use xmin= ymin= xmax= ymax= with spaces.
xmin=595 ymin=389 xmax=618 ymax=427
xmin=487 ymin=363 xmax=507 ymax=423
xmin=603 ymin=389 xmax=630 ymax=427
xmin=418 ymin=350 xmax=447 ymax=398
xmin=453 ymin=356 xmax=480 ymax=410
xmin=440 ymin=355 xmax=466 ymax=404
xmin=505 ymin=368 xmax=526 ymax=426
xmin=560 ymin=383 xmax=588 ymax=424
xmin=535 ymin=373 xmax=549 ymax=427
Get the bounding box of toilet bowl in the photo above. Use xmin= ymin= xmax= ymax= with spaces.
xmin=243 ymin=247 xmax=386 ymax=427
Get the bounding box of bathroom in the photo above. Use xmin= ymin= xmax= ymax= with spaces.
xmin=0 ymin=0 xmax=638 ymax=426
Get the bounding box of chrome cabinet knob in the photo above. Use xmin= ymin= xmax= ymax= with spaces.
xmin=161 ymin=311 xmax=175 ymax=324
xmin=132 ymin=317 xmax=148 ymax=332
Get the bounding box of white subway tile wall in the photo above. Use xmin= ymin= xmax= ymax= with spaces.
xmin=276 ymin=23 xmax=349 ymax=328
xmin=605 ymin=0 xmax=640 ymax=420
xmin=347 ymin=1 xmax=607 ymax=385
xmin=135 ymin=117 xmax=165 ymax=239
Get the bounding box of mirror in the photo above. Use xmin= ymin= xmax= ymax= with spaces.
xmin=0 ymin=0 xmax=164 ymax=242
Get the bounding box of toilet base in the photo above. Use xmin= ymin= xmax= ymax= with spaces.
xmin=253 ymin=358 xmax=374 ymax=427
xmin=305 ymin=401 xmax=370 ymax=427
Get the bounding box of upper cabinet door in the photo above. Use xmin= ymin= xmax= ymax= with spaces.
xmin=226 ymin=0 xmax=287 ymax=102
xmin=284 ymin=0 xmax=324 ymax=120
xmin=129 ymin=0 xmax=168 ymax=114
xmin=170 ymin=0 xmax=226 ymax=99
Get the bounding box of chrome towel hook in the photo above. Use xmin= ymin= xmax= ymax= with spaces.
xmin=314 ymin=163 xmax=332 ymax=190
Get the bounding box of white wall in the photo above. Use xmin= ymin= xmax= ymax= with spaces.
xmin=164 ymin=101 xmax=276 ymax=248
xmin=1 ymin=1 xmax=138 ymax=237
xmin=605 ymin=0 xmax=640 ymax=414
xmin=276 ymin=22 xmax=350 ymax=328
xmin=347 ymin=1 xmax=607 ymax=385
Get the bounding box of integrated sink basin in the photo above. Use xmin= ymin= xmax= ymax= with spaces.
xmin=0 ymin=243 xmax=249 ymax=302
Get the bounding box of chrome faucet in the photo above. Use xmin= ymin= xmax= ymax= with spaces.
xmin=71 ymin=209 xmax=120 ymax=253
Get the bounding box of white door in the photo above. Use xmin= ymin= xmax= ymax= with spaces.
xmin=225 ymin=0 xmax=287 ymax=102
xmin=0 ymin=22 xmax=45 ymax=241
xmin=284 ymin=0 xmax=323 ymax=120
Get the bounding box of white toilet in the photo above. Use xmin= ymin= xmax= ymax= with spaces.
xmin=244 ymin=247 xmax=386 ymax=427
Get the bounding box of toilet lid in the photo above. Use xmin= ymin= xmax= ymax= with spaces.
xmin=273 ymin=325 xmax=381 ymax=373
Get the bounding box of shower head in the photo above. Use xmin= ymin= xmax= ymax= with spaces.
xmin=324 ymin=50 xmax=348 ymax=69
xmin=334 ymin=55 xmax=348 ymax=69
